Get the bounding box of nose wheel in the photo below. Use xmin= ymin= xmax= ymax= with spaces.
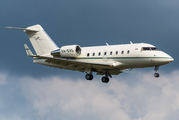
xmin=154 ymin=73 xmax=160 ymax=78
xmin=154 ymin=66 xmax=160 ymax=78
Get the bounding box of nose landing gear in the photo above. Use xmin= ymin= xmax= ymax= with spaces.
xmin=154 ymin=66 xmax=160 ymax=78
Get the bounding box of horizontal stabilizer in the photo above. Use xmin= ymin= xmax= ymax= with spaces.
xmin=5 ymin=26 xmax=39 ymax=32
xmin=24 ymin=44 xmax=35 ymax=56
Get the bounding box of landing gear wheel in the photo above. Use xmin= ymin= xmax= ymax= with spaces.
xmin=85 ymin=74 xmax=93 ymax=80
xmin=154 ymin=73 xmax=160 ymax=78
xmin=101 ymin=77 xmax=109 ymax=83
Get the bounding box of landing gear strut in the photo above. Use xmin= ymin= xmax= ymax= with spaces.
xmin=101 ymin=71 xmax=112 ymax=83
xmin=154 ymin=66 xmax=160 ymax=78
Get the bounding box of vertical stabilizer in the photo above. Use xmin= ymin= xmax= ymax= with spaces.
xmin=25 ymin=24 xmax=59 ymax=55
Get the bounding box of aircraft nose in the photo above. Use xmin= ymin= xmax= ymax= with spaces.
xmin=154 ymin=52 xmax=174 ymax=65
xmin=164 ymin=54 xmax=174 ymax=63
xmin=169 ymin=56 xmax=174 ymax=62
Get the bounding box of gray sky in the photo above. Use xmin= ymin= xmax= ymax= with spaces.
xmin=1 ymin=0 xmax=179 ymax=119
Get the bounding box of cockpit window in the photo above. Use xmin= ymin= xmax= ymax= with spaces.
xmin=151 ymin=47 xmax=159 ymax=50
xmin=142 ymin=47 xmax=159 ymax=51
xmin=142 ymin=47 xmax=151 ymax=50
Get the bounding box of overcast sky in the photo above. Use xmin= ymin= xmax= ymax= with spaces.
xmin=0 ymin=0 xmax=179 ymax=120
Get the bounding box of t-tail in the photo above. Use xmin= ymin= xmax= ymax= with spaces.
xmin=6 ymin=24 xmax=59 ymax=55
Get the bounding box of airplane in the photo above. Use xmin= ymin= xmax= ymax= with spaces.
xmin=6 ymin=24 xmax=174 ymax=83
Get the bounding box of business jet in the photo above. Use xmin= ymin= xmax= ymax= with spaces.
xmin=6 ymin=24 xmax=174 ymax=83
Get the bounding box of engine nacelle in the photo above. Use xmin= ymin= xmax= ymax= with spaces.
xmin=51 ymin=45 xmax=81 ymax=58
xmin=60 ymin=45 xmax=81 ymax=58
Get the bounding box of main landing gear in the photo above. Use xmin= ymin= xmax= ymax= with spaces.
xmin=85 ymin=69 xmax=94 ymax=80
xmin=101 ymin=71 xmax=112 ymax=83
xmin=85 ymin=74 xmax=93 ymax=80
xmin=154 ymin=66 xmax=160 ymax=78
xmin=101 ymin=76 xmax=109 ymax=83
xmin=85 ymin=70 xmax=112 ymax=83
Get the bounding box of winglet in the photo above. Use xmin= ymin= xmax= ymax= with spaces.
xmin=24 ymin=44 xmax=35 ymax=56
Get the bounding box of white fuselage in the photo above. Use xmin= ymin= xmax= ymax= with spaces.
xmin=34 ymin=43 xmax=173 ymax=71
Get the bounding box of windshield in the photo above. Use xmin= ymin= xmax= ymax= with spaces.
xmin=142 ymin=47 xmax=159 ymax=51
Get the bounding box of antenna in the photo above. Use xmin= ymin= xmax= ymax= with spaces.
xmin=106 ymin=43 xmax=109 ymax=46
xmin=130 ymin=41 xmax=133 ymax=44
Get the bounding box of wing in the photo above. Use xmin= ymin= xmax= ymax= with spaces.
xmin=34 ymin=55 xmax=124 ymax=75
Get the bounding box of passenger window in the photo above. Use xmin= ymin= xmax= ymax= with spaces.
xmin=93 ymin=53 xmax=95 ymax=56
xmin=121 ymin=51 xmax=124 ymax=54
xmin=116 ymin=51 xmax=118 ymax=55
xmin=127 ymin=50 xmax=130 ymax=54
xmin=87 ymin=53 xmax=89 ymax=57
xmin=104 ymin=52 xmax=107 ymax=55
xmin=110 ymin=51 xmax=112 ymax=55
xmin=98 ymin=52 xmax=101 ymax=56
